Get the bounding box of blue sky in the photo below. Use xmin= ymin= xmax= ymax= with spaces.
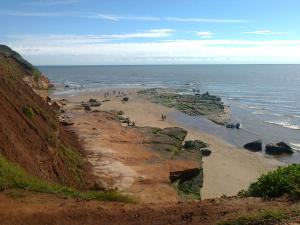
xmin=1 ymin=0 xmax=300 ymax=65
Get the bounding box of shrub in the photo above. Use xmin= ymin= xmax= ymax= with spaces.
xmin=238 ymin=164 xmax=300 ymax=200
xmin=22 ymin=106 xmax=35 ymax=119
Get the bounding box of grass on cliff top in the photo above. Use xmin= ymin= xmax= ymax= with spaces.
xmin=0 ymin=154 xmax=134 ymax=203
xmin=238 ymin=164 xmax=300 ymax=200
xmin=217 ymin=209 xmax=300 ymax=225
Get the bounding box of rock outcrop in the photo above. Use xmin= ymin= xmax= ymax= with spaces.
xmin=243 ymin=140 xmax=262 ymax=152
xmin=183 ymin=140 xmax=208 ymax=151
xmin=138 ymin=127 xmax=187 ymax=153
xmin=169 ymin=168 xmax=203 ymax=199
xmin=265 ymin=142 xmax=293 ymax=155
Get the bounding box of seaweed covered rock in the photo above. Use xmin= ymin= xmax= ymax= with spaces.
xmin=169 ymin=168 xmax=203 ymax=199
xmin=184 ymin=140 xmax=208 ymax=151
xmin=138 ymin=127 xmax=187 ymax=153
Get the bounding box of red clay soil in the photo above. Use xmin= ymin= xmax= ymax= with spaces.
xmin=0 ymin=191 xmax=299 ymax=225
xmin=0 ymin=52 xmax=85 ymax=187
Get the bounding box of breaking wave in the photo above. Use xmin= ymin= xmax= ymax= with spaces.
xmin=265 ymin=121 xmax=300 ymax=130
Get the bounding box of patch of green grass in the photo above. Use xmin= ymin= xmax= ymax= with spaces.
xmin=0 ymin=154 xmax=134 ymax=203
xmin=46 ymin=132 xmax=60 ymax=147
xmin=117 ymin=110 xmax=124 ymax=115
xmin=217 ymin=209 xmax=299 ymax=225
xmin=22 ymin=106 xmax=35 ymax=119
xmin=58 ymin=144 xmax=84 ymax=186
xmin=238 ymin=164 xmax=300 ymax=200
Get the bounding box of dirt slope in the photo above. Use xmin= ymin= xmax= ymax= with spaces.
xmin=0 ymin=191 xmax=298 ymax=225
xmin=0 ymin=46 xmax=84 ymax=187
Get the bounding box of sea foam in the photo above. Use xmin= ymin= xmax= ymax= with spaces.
xmin=265 ymin=121 xmax=300 ymax=130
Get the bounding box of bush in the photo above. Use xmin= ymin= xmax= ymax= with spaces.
xmin=22 ymin=106 xmax=35 ymax=119
xmin=238 ymin=164 xmax=300 ymax=199
xmin=0 ymin=154 xmax=133 ymax=203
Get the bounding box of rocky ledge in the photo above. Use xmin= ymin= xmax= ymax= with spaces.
xmin=137 ymin=88 xmax=229 ymax=125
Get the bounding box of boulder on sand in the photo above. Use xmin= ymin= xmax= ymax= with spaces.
xmin=265 ymin=142 xmax=293 ymax=155
xmin=243 ymin=140 xmax=262 ymax=152
xmin=200 ymin=148 xmax=212 ymax=156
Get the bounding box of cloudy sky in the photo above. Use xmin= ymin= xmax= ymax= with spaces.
xmin=1 ymin=0 xmax=300 ymax=65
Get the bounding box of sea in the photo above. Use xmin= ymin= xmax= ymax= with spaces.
xmin=38 ymin=64 xmax=300 ymax=164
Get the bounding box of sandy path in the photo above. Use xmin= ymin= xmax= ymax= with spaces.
xmin=63 ymin=89 xmax=281 ymax=199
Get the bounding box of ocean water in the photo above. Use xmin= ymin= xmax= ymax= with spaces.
xmin=39 ymin=65 xmax=300 ymax=164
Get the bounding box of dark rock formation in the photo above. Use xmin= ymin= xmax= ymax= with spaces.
xmin=122 ymin=97 xmax=129 ymax=102
xmin=200 ymin=149 xmax=212 ymax=156
xmin=169 ymin=168 xmax=203 ymax=199
xmin=243 ymin=140 xmax=262 ymax=152
xmin=184 ymin=140 xmax=208 ymax=151
xmin=266 ymin=142 xmax=293 ymax=155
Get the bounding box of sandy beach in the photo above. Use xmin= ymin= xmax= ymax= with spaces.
xmin=56 ymin=88 xmax=282 ymax=202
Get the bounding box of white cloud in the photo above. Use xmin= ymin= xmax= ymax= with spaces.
xmin=89 ymin=14 xmax=160 ymax=21
xmin=24 ymin=0 xmax=80 ymax=6
xmin=196 ymin=31 xmax=213 ymax=39
xmin=6 ymin=37 xmax=300 ymax=65
xmin=0 ymin=10 xmax=249 ymax=25
xmin=0 ymin=10 xmax=72 ymax=17
xmin=7 ymin=30 xmax=175 ymax=46
xmin=243 ymin=30 xmax=290 ymax=35
xmin=165 ymin=17 xmax=250 ymax=23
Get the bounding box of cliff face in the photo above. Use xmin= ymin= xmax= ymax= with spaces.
xmin=0 ymin=45 xmax=83 ymax=188
xmin=0 ymin=45 xmax=52 ymax=90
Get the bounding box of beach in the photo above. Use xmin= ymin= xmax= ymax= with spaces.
xmin=55 ymin=88 xmax=282 ymax=202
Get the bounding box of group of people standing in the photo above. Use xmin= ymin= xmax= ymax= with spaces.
xmin=161 ymin=114 xmax=167 ymax=121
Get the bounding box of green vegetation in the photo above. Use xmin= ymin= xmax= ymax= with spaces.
xmin=183 ymin=140 xmax=208 ymax=150
xmin=0 ymin=154 xmax=134 ymax=203
xmin=217 ymin=209 xmax=299 ymax=225
xmin=0 ymin=44 xmax=41 ymax=76
xmin=22 ymin=106 xmax=35 ymax=119
xmin=46 ymin=132 xmax=60 ymax=147
xmin=58 ymin=145 xmax=84 ymax=186
xmin=238 ymin=164 xmax=300 ymax=200
xmin=118 ymin=110 xmax=124 ymax=115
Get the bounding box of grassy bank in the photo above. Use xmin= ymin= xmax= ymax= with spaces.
xmin=218 ymin=209 xmax=300 ymax=225
xmin=0 ymin=154 xmax=134 ymax=203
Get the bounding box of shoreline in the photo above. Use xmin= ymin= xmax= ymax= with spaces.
xmin=52 ymin=88 xmax=282 ymax=201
